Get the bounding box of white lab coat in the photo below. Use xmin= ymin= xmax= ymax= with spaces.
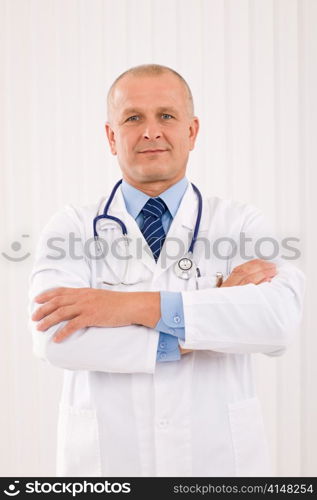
xmin=28 ymin=182 xmax=305 ymax=477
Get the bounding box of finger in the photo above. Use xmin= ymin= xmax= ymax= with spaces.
xmin=53 ymin=319 xmax=83 ymax=342
xmin=34 ymin=287 xmax=70 ymax=303
xmin=239 ymin=269 xmax=276 ymax=286
xmin=179 ymin=346 xmax=193 ymax=354
xmin=32 ymin=296 xmax=74 ymax=321
xmin=221 ymin=274 xmax=244 ymax=287
xmin=36 ymin=306 xmax=78 ymax=331
xmin=245 ymin=258 xmax=276 ymax=268
xmin=257 ymin=277 xmax=272 ymax=284
xmin=222 ymin=266 xmax=276 ymax=287
xmin=234 ymin=260 xmax=276 ymax=276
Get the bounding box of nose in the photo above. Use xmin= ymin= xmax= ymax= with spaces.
xmin=142 ymin=119 xmax=162 ymax=140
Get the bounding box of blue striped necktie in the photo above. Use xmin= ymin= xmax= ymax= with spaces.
xmin=141 ymin=197 xmax=167 ymax=261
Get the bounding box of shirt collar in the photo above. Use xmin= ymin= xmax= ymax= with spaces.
xmin=121 ymin=177 xmax=189 ymax=219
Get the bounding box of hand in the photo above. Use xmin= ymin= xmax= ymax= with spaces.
xmin=179 ymin=346 xmax=193 ymax=355
xmin=220 ymin=259 xmax=277 ymax=288
xmin=179 ymin=259 xmax=277 ymax=356
xmin=32 ymin=287 xmax=136 ymax=342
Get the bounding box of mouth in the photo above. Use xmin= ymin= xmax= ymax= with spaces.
xmin=138 ymin=149 xmax=168 ymax=154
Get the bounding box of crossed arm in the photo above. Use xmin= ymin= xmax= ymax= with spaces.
xmin=29 ymin=204 xmax=305 ymax=372
xmin=32 ymin=259 xmax=277 ymax=345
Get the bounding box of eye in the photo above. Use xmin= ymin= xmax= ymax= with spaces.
xmin=161 ymin=114 xmax=173 ymax=120
xmin=126 ymin=115 xmax=140 ymax=122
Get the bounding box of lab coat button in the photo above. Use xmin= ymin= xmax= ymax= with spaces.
xmin=159 ymin=342 xmax=167 ymax=349
xmin=173 ymin=315 xmax=181 ymax=324
xmin=159 ymin=352 xmax=167 ymax=360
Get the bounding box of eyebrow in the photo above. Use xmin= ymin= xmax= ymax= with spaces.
xmin=121 ymin=106 xmax=179 ymax=118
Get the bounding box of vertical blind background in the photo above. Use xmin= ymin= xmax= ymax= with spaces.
xmin=0 ymin=0 xmax=316 ymax=476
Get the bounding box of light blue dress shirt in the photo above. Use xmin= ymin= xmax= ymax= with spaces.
xmin=121 ymin=178 xmax=186 ymax=362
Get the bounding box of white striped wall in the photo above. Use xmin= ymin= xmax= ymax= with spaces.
xmin=0 ymin=0 xmax=316 ymax=476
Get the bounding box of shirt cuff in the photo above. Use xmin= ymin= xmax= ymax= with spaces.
xmin=156 ymin=332 xmax=181 ymax=362
xmin=154 ymin=291 xmax=185 ymax=341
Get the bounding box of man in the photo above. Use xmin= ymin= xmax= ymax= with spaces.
xmin=29 ymin=64 xmax=305 ymax=477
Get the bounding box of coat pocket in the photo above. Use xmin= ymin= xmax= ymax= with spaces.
xmin=56 ymin=403 xmax=102 ymax=477
xmin=228 ymin=397 xmax=271 ymax=477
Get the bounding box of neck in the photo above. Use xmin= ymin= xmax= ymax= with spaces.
xmin=123 ymin=175 xmax=185 ymax=197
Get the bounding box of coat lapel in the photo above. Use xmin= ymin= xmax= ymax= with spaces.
xmin=153 ymin=183 xmax=209 ymax=281
xmin=96 ymin=182 xmax=209 ymax=283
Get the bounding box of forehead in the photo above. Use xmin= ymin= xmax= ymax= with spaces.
xmin=110 ymin=73 xmax=189 ymax=116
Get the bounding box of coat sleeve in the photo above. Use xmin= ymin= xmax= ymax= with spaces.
xmin=28 ymin=206 xmax=158 ymax=373
xmin=180 ymin=206 xmax=306 ymax=355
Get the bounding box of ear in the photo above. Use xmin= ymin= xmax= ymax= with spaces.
xmin=105 ymin=123 xmax=117 ymax=155
xmin=188 ymin=116 xmax=200 ymax=151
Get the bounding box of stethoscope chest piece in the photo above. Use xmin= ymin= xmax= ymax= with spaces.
xmin=93 ymin=179 xmax=203 ymax=285
xmin=174 ymin=255 xmax=194 ymax=280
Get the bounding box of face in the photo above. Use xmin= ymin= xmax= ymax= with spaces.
xmin=105 ymin=73 xmax=199 ymax=190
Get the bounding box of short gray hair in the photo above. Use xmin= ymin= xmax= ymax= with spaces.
xmin=107 ymin=64 xmax=194 ymax=121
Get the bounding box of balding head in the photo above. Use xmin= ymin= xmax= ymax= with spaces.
xmin=107 ymin=64 xmax=194 ymax=123
xmin=104 ymin=64 xmax=199 ymax=194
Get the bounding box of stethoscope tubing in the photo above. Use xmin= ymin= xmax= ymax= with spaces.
xmin=93 ymin=179 xmax=202 ymax=253
xmin=93 ymin=180 xmax=128 ymax=238
xmin=92 ymin=180 xmax=225 ymax=287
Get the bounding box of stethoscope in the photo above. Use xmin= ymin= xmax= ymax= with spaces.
xmin=93 ymin=179 xmax=223 ymax=287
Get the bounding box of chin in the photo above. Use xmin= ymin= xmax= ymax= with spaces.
xmin=132 ymin=165 xmax=174 ymax=182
